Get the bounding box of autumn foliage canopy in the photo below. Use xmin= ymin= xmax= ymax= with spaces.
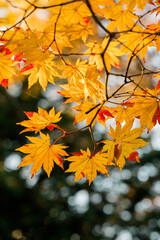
xmin=1 ymin=0 xmax=160 ymax=184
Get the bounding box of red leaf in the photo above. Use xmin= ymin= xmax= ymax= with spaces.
xmin=73 ymin=119 xmax=77 ymax=124
xmin=98 ymin=109 xmax=113 ymax=122
xmin=0 ymin=38 xmax=7 ymax=42
xmin=0 ymin=79 xmax=8 ymax=88
xmin=14 ymin=53 xmax=25 ymax=65
xmin=152 ymin=107 xmax=160 ymax=125
xmin=24 ymin=111 xmax=34 ymax=118
xmin=98 ymin=68 xmax=103 ymax=73
xmin=14 ymin=26 xmax=21 ymax=30
xmin=57 ymin=155 xmax=64 ymax=169
xmin=149 ymin=1 xmax=155 ymax=6
xmin=83 ymin=17 xmax=89 ymax=24
xmin=71 ymin=152 xmax=83 ymax=156
xmin=57 ymin=91 xmax=64 ymax=96
xmin=122 ymin=100 xmax=134 ymax=107
xmin=21 ymin=64 xmax=34 ymax=73
xmin=147 ymin=25 xmax=157 ymax=31
xmin=47 ymin=124 xmax=55 ymax=131
xmin=156 ymin=80 xmax=160 ymax=90
xmin=127 ymin=151 xmax=140 ymax=162
xmin=156 ymin=10 xmax=160 ymax=16
xmin=31 ymin=173 xmax=35 ymax=178
xmin=81 ymin=172 xmax=85 ymax=178
xmin=0 ymin=46 xmax=11 ymax=55
xmin=114 ymin=62 xmax=121 ymax=69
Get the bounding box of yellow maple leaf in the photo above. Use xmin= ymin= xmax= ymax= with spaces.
xmin=0 ymin=27 xmax=27 ymax=51
xmin=60 ymin=64 xmax=105 ymax=102
xmin=61 ymin=59 xmax=87 ymax=85
xmin=16 ymin=29 xmax=70 ymax=60
xmin=76 ymin=65 xmax=105 ymax=101
xmin=102 ymin=121 xmax=148 ymax=170
xmin=16 ymin=132 xmax=68 ymax=177
xmin=73 ymin=101 xmax=113 ymax=127
xmin=60 ymin=2 xmax=91 ymax=24
xmin=83 ymin=65 xmax=104 ymax=97
xmin=119 ymin=26 xmax=155 ymax=62
xmin=17 ymin=107 xmax=62 ymax=134
xmin=58 ymin=84 xmax=85 ymax=103
xmin=73 ymin=101 xmax=101 ymax=126
xmin=17 ymin=32 xmax=52 ymax=63
xmin=104 ymin=2 xmax=138 ymax=32
xmin=65 ymin=148 xmax=110 ymax=185
xmin=86 ymin=38 xmax=123 ymax=71
xmin=110 ymin=104 xmax=135 ymax=124
xmin=121 ymin=0 xmax=151 ymax=10
xmin=126 ymin=88 xmax=160 ymax=132
xmin=13 ymin=32 xmax=60 ymax=90
xmin=89 ymin=0 xmax=116 ymax=16
xmin=40 ymin=26 xmax=73 ymax=53
xmin=21 ymin=59 xmax=60 ymax=91
xmin=65 ymin=22 xmax=94 ymax=43
xmin=0 ymin=51 xmax=16 ymax=82
xmin=147 ymin=20 xmax=160 ymax=52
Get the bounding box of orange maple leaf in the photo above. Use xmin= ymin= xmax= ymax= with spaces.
xmin=17 ymin=107 xmax=62 ymax=134
xmin=102 ymin=121 xmax=148 ymax=170
xmin=16 ymin=132 xmax=68 ymax=177
xmin=65 ymin=148 xmax=111 ymax=185
xmin=127 ymin=88 xmax=160 ymax=132
xmin=21 ymin=59 xmax=60 ymax=91
xmin=0 ymin=51 xmax=16 ymax=83
xmin=73 ymin=101 xmax=113 ymax=127
xmin=86 ymin=38 xmax=123 ymax=71
xmin=0 ymin=79 xmax=8 ymax=88
xmin=121 ymin=0 xmax=154 ymax=10
xmin=104 ymin=3 xmax=138 ymax=32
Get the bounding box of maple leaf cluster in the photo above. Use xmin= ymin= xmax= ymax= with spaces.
xmin=1 ymin=0 xmax=160 ymax=184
